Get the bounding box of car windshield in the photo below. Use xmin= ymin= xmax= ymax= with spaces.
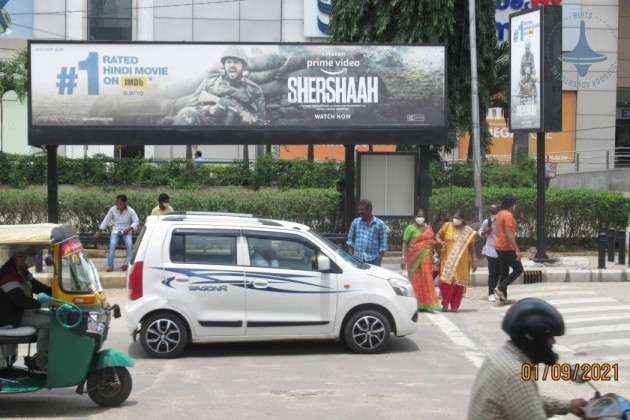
xmin=60 ymin=240 xmax=100 ymax=293
xmin=307 ymin=229 xmax=370 ymax=270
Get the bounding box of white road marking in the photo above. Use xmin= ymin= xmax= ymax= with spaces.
xmin=558 ymin=305 xmax=630 ymax=314
xmin=569 ymin=324 xmax=630 ymax=335
xmin=425 ymin=313 xmax=486 ymax=368
xmin=564 ymin=313 xmax=630 ymax=324
xmin=509 ymin=285 xmax=582 ymax=292
xmin=508 ymin=290 xmax=597 ymax=299
xmin=568 ymin=338 xmax=630 ymax=350
xmin=546 ymin=297 xmax=617 ymax=305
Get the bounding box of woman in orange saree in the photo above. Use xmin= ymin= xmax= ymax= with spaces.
xmin=401 ymin=209 xmax=439 ymax=311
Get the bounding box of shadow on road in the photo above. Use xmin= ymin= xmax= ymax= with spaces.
xmin=126 ymin=335 xmax=419 ymax=359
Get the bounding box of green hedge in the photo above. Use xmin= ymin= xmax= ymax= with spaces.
xmin=0 ymin=188 xmax=338 ymax=235
xmin=0 ymin=152 xmax=538 ymax=190
xmin=429 ymin=187 xmax=630 ymax=249
xmin=0 ymin=187 xmax=627 ymax=251
xmin=0 ymin=153 xmax=345 ymax=190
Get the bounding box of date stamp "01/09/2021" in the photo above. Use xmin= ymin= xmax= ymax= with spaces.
xmin=521 ymin=363 xmax=619 ymax=382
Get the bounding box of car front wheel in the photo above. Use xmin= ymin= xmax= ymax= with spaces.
xmin=344 ymin=309 xmax=391 ymax=354
xmin=140 ymin=312 xmax=188 ymax=358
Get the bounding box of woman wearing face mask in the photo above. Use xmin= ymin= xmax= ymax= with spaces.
xmin=401 ymin=209 xmax=440 ymax=311
xmin=435 ymin=209 xmax=478 ymax=312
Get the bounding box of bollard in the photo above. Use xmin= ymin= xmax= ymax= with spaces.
xmin=607 ymin=228 xmax=616 ymax=262
xmin=619 ymin=230 xmax=627 ymax=266
xmin=598 ymin=232 xmax=606 ymax=269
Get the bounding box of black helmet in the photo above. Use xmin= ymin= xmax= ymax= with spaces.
xmin=502 ymin=298 xmax=565 ymax=364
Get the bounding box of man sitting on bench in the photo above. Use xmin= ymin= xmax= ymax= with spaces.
xmin=0 ymin=245 xmax=51 ymax=372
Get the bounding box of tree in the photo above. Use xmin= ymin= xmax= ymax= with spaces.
xmin=0 ymin=49 xmax=28 ymax=152
xmin=329 ymin=0 xmax=498 ymax=155
xmin=0 ymin=49 xmax=28 ymax=101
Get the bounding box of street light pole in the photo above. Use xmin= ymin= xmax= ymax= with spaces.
xmin=468 ymin=0 xmax=483 ymax=222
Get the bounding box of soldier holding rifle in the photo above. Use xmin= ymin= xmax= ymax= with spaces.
xmin=174 ymin=46 xmax=267 ymax=126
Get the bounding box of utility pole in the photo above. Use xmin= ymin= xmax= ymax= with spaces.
xmin=468 ymin=0 xmax=483 ymax=222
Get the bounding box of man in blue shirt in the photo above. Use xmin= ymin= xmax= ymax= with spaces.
xmin=346 ymin=199 xmax=388 ymax=266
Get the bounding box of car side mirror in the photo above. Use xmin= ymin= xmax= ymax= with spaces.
xmin=316 ymin=255 xmax=331 ymax=272
xmin=45 ymin=254 xmax=54 ymax=267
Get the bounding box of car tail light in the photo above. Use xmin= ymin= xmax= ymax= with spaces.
xmin=129 ymin=261 xmax=144 ymax=300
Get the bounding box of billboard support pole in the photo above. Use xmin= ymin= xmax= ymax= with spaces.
xmin=47 ymin=145 xmax=59 ymax=224
xmin=468 ymin=0 xmax=483 ymax=223
xmin=419 ymin=146 xmax=430 ymax=217
xmin=344 ymin=145 xmax=355 ymax=232
xmin=533 ymin=131 xmax=549 ymax=261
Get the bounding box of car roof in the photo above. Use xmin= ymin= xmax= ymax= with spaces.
xmin=150 ymin=212 xmax=311 ymax=232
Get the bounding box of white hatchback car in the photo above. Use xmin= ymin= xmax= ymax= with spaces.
xmin=126 ymin=212 xmax=418 ymax=358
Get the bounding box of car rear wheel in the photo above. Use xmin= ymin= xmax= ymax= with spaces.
xmin=140 ymin=312 xmax=188 ymax=358
xmin=344 ymin=310 xmax=391 ymax=354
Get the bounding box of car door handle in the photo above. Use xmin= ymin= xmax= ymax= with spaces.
xmin=174 ymin=275 xmax=189 ymax=283
xmin=252 ymin=279 xmax=268 ymax=288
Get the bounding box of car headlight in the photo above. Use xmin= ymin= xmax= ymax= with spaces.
xmin=388 ymin=277 xmax=415 ymax=297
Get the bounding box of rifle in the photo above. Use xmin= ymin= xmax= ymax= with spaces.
xmin=197 ymin=91 xmax=268 ymax=125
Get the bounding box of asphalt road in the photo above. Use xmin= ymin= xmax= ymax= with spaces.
xmin=3 ymin=283 xmax=630 ymax=419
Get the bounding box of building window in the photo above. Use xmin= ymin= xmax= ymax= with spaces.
xmin=88 ymin=0 xmax=132 ymax=41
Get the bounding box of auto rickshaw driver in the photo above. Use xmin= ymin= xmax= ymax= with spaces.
xmin=0 ymin=245 xmax=51 ymax=372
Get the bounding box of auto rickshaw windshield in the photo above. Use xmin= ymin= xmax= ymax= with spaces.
xmin=60 ymin=245 xmax=99 ymax=293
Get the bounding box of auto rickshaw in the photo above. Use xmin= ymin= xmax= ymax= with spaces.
xmin=0 ymin=223 xmax=133 ymax=407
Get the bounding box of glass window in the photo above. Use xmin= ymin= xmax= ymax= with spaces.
xmin=308 ymin=229 xmax=369 ymax=270
xmin=88 ymin=0 xmax=132 ymax=41
xmin=170 ymin=233 xmax=237 ymax=266
xmin=60 ymin=250 xmax=100 ymax=293
xmin=247 ymin=236 xmax=318 ymax=271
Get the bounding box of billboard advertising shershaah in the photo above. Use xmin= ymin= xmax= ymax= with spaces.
xmin=29 ymin=43 xmax=446 ymax=133
xmin=509 ymin=9 xmax=542 ymax=132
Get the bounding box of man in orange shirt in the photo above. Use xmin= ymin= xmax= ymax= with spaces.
xmin=494 ymin=194 xmax=523 ymax=302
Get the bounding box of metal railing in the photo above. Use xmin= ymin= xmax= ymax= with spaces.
xmin=441 ymin=147 xmax=630 ymax=174
xmin=546 ymin=147 xmax=630 ymax=173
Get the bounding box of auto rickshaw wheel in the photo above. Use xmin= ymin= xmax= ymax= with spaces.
xmin=87 ymin=366 xmax=132 ymax=407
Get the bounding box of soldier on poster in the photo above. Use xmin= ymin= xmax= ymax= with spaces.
xmin=518 ymin=39 xmax=537 ymax=103
xmin=173 ymin=46 xmax=267 ymax=126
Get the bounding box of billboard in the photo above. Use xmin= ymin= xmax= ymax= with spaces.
xmin=510 ymin=8 xmax=542 ymax=131
xmin=28 ymin=42 xmax=447 ymax=146
xmin=509 ymin=6 xmax=562 ymax=133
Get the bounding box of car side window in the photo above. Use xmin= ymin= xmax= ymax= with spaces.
xmin=170 ymin=233 xmax=237 ymax=266
xmin=247 ymin=236 xmax=317 ymax=271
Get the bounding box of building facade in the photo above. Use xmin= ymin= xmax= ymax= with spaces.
xmin=0 ymin=0 xmax=627 ymax=171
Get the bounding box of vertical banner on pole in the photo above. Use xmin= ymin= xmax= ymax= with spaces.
xmin=509 ymin=5 xmax=562 ymax=133
xmin=509 ymin=6 xmax=562 ymax=261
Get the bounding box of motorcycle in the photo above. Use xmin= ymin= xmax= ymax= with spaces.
xmin=572 ymin=366 xmax=630 ymax=419
xmin=0 ymin=223 xmax=133 ymax=407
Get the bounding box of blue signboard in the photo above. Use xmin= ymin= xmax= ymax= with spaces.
xmin=0 ymin=0 xmax=33 ymax=39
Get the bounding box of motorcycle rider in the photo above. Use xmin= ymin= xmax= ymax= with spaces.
xmin=173 ymin=45 xmax=266 ymax=126
xmin=467 ymin=298 xmax=587 ymax=419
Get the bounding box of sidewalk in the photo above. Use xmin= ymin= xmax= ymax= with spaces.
xmin=34 ymin=250 xmax=629 ymax=289
xmin=381 ymin=252 xmax=629 ymax=286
